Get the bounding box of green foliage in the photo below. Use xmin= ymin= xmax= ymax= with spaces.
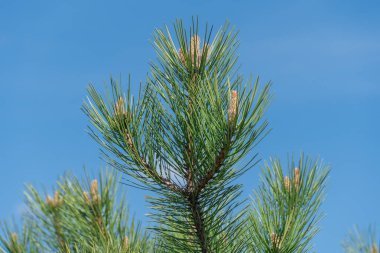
xmin=1 ymin=18 xmax=332 ymax=253
xmin=0 ymin=171 xmax=151 ymax=253
xmin=247 ymin=156 xmax=330 ymax=253
xmin=83 ymin=18 xmax=271 ymax=253
xmin=342 ymin=226 xmax=379 ymax=253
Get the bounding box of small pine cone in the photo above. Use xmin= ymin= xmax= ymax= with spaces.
xmin=284 ymin=176 xmax=291 ymax=192
xmin=228 ymin=90 xmax=238 ymax=124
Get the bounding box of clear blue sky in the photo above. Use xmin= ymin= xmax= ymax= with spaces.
xmin=0 ymin=1 xmax=379 ymax=252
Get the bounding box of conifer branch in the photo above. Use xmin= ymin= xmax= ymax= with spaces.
xmin=247 ymin=155 xmax=330 ymax=252
xmin=0 ymin=18 xmax=332 ymax=253
xmin=0 ymin=171 xmax=151 ymax=253
xmin=83 ymin=18 xmax=271 ymax=252
xmin=343 ymin=225 xmax=379 ymax=253
xmin=188 ymin=196 xmax=208 ymax=253
xmin=83 ymin=18 xmax=330 ymax=253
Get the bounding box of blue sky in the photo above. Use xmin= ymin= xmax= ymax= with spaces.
xmin=0 ymin=1 xmax=379 ymax=252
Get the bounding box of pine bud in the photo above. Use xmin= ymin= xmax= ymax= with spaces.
xmin=123 ymin=236 xmax=129 ymax=249
xmin=294 ymin=167 xmax=301 ymax=188
xmin=284 ymin=176 xmax=291 ymax=192
xmin=372 ymin=243 xmax=379 ymax=253
xmin=177 ymin=34 xmax=211 ymax=70
xmin=93 ymin=194 xmax=100 ymax=204
xmin=190 ymin=35 xmax=201 ymax=55
xmin=54 ymin=191 xmax=63 ymax=207
xmin=270 ymin=232 xmax=280 ymax=248
xmin=228 ymin=90 xmax=238 ymax=124
xmin=178 ymin=48 xmax=186 ymax=65
xmin=46 ymin=195 xmax=54 ymax=207
xmin=90 ymin=179 xmax=100 ymax=203
xmin=46 ymin=191 xmax=63 ymax=208
xmin=114 ymin=97 xmax=126 ymax=117
xmin=10 ymin=232 xmax=17 ymax=243
xmin=187 ymin=35 xmax=200 ymax=69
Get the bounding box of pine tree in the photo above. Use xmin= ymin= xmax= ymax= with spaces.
xmin=82 ymin=18 xmax=330 ymax=252
xmin=1 ymin=18 xmax=331 ymax=253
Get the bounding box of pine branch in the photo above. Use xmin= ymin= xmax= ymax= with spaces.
xmin=0 ymin=17 xmax=333 ymax=253
xmin=247 ymin=155 xmax=330 ymax=253
xmin=343 ymin=225 xmax=379 ymax=253
xmin=0 ymin=171 xmax=151 ymax=253
xmin=188 ymin=196 xmax=208 ymax=253
xmin=83 ymin=18 xmax=271 ymax=252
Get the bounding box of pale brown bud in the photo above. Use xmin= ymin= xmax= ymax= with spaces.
xmin=10 ymin=232 xmax=17 ymax=243
xmin=178 ymin=48 xmax=186 ymax=65
xmin=228 ymin=90 xmax=238 ymax=124
xmin=270 ymin=232 xmax=276 ymax=242
xmin=178 ymin=34 xmax=211 ymax=70
xmin=46 ymin=195 xmax=54 ymax=207
xmin=294 ymin=167 xmax=301 ymax=187
xmin=54 ymin=191 xmax=59 ymax=203
xmin=114 ymin=97 xmax=126 ymax=117
xmin=54 ymin=191 xmax=63 ymax=207
xmin=46 ymin=191 xmax=63 ymax=208
xmin=191 ymin=35 xmax=201 ymax=68
xmin=83 ymin=191 xmax=90 ymax=204
xmin=284 ymin=176 xmax=291 ymax=191
xmin=371 ymin=243 xmax=379 ymax=253
xmin=270 ymin=232 xmax=280 ymax=248
xmin=90 ymin=179 xmax=99 ymax=202
xmin=94 ymin=194 xmax=101 ymax=204
xmin=123 ymin=236 xmax=129 ymax=249
xmin=190 ymin=35 xmax=201 ymax=55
